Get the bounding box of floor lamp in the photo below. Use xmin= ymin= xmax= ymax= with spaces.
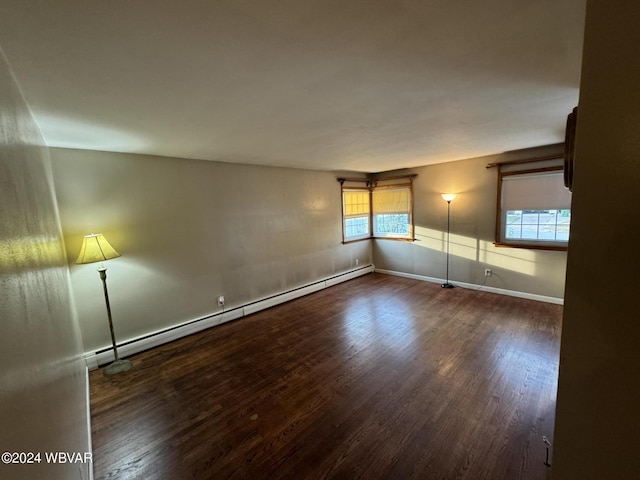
xmin=76 ymin=233 xmax=132 ymax=375
xmin=441 ymin=193 xmax=457 ymax=289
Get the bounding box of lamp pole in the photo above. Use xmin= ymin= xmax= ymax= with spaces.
xmin=99 ymin=267 xmax=120 ymax=361
xmin=441 ymin=194 xmax=457 ymax=288
xmin=99 ymin=266 xmax=132 ymax=375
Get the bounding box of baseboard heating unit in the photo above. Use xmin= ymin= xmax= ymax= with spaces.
xmin=85 ymin=265 xmax=374 ymax=370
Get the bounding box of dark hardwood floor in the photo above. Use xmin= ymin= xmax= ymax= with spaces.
xmin=90 ymin=273 xmax=562 ymax=480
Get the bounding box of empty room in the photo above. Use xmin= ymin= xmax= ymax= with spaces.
xmin=1 ymin=1 xmax=640 ymax=479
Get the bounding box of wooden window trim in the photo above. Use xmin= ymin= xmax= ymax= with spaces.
xmin=495 ymin=163 xmax=570 ymax=251
xmin=338 ymin=176 xmax=416 ymax=243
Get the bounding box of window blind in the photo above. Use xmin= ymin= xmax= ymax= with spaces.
xmin=372 ymin=188 xmax=410 ymax=213
xmin=501 ymin=172 xmax=571 ymax=211
xmin=343 ymin=191 xmax=370 ymax=215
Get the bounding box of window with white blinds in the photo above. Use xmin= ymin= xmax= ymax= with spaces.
xmin=497 ymin=166 xmax=572 ymax=248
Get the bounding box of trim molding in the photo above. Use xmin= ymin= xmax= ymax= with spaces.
xmin=375 ymin=268 xmax=564 ymax=305
xmin=85 ymin=366 xmax=94 ymax=480
xmin=85 ymin=265 xmax=375 ymax=370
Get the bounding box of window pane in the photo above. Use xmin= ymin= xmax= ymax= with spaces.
xmin=522 ymin=211 xmax=539 ymax=224
xmin=506 ymin=223 xmax=522 ymax=239
xmin=506 ymin=210 xmax=523 ymax=225
xmin=521 ymin=223 xmax=539 ymax=239
xmin=538 ymin=226 xmax=556 ymax=240
xmin=374 ymin=214 xmax=409 ymax=235
xmin=503 ymin=209 xmax=571 ymax=243
xmin=556 ymin=224 xmax=570 ymax=241
xmin=345 ymin=216 xmax=369 ymax=238
xmin=538 ymin=210 xmax=556 ymax=224
xmin=538 ymin=210 xmax=557 ymax=240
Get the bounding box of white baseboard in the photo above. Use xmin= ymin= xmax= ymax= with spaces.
xmin=84 ymin=353 xmax=98 ymax=371
xmin=375 ymin=268 xmax=564 ymax=305
xmin=86 ymin=265 xmax=375 ymax=369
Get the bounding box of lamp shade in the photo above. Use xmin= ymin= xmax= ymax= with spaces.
xmin=75 ymin=233 xmax=121 ymax=264
xmin=441 ymin=193 xmax=457 ymax=202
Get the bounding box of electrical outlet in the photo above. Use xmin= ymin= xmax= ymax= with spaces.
xmin=355 ymin=259 xmax=359 ymax=266
xmin=218 ymin=295 xmax=225 ymax=306
xmin=484 ymin=269 xmax=492 ymax=277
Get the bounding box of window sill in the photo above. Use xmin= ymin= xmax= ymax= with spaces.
xmin=374 ymin=236 xmax=415 ymax=242
xmin=343 ymin=236 xmax=415 ymax=244
xmin=493 ymin=242 xmax=568 ymax=252
xmin=342 ymin=237 xmax=371 ymax=244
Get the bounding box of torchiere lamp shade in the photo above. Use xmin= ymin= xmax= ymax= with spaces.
xmin=75 ymin=233 xmax=121 ymax=264
xmin=441 ymin=193 xmax=457 ymax=203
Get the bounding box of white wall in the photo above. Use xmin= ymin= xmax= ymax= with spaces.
xmin=374 ymin=144 xmax=568 ymax=300
xmin=0 ymin=51 xmax=90 ymax=480
xmin=50 ymin=148 xmax=371 ymax=354
xmin=553 ymin=1 xmax=640 ymax=477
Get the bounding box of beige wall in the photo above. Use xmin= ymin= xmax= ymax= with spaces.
xmin=50 ymin=148 xmax=371 ymax=353
xmin=374 ymin=144 xmax=568 ymax=299
xmin=51 ymin=142 xmax=568 ymax=355
xmin=553 ymin=1 xmax=640 ymax=477
xmin=0 ymin=52 xmax=90 ymax=479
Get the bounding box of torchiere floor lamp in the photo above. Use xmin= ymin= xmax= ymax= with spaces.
xmin=441 ymin=193 xmax=457 ymax=289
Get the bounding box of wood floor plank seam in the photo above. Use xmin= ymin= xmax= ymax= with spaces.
xmin=90 ymin=273 xmax=561 ymax=480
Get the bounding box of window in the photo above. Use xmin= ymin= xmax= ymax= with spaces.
xmin=372 ymin=187 xmax=412 ymax=238
xmin=496 ymin=162 xmax=572 ymax=249
xmin=504 ymin=209 xmax=571 ymax=242
xmin=342 ymin=189 xmax=371 ymax=241
xmin=339 ymin=176 xmax=415 ymax=243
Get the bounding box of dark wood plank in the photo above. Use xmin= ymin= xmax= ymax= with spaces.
xmin=90 ymin=273 xmax=561 ymax=480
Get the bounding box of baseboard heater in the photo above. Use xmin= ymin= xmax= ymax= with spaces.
xmin=85 ymin=265 xmax=374 ymax=370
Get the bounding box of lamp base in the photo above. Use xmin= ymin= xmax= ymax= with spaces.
xmin=103 ymin=359 xmax=133 ymax=376
xmin=441 ymin=282 xmax=455 ymax=289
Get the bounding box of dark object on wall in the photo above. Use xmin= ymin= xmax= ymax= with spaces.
xmin=564 ymin=106 xmax=578 ymax=192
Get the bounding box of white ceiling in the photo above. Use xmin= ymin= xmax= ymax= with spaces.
xmin=0 ymin=0 xmax=585 ymax=172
